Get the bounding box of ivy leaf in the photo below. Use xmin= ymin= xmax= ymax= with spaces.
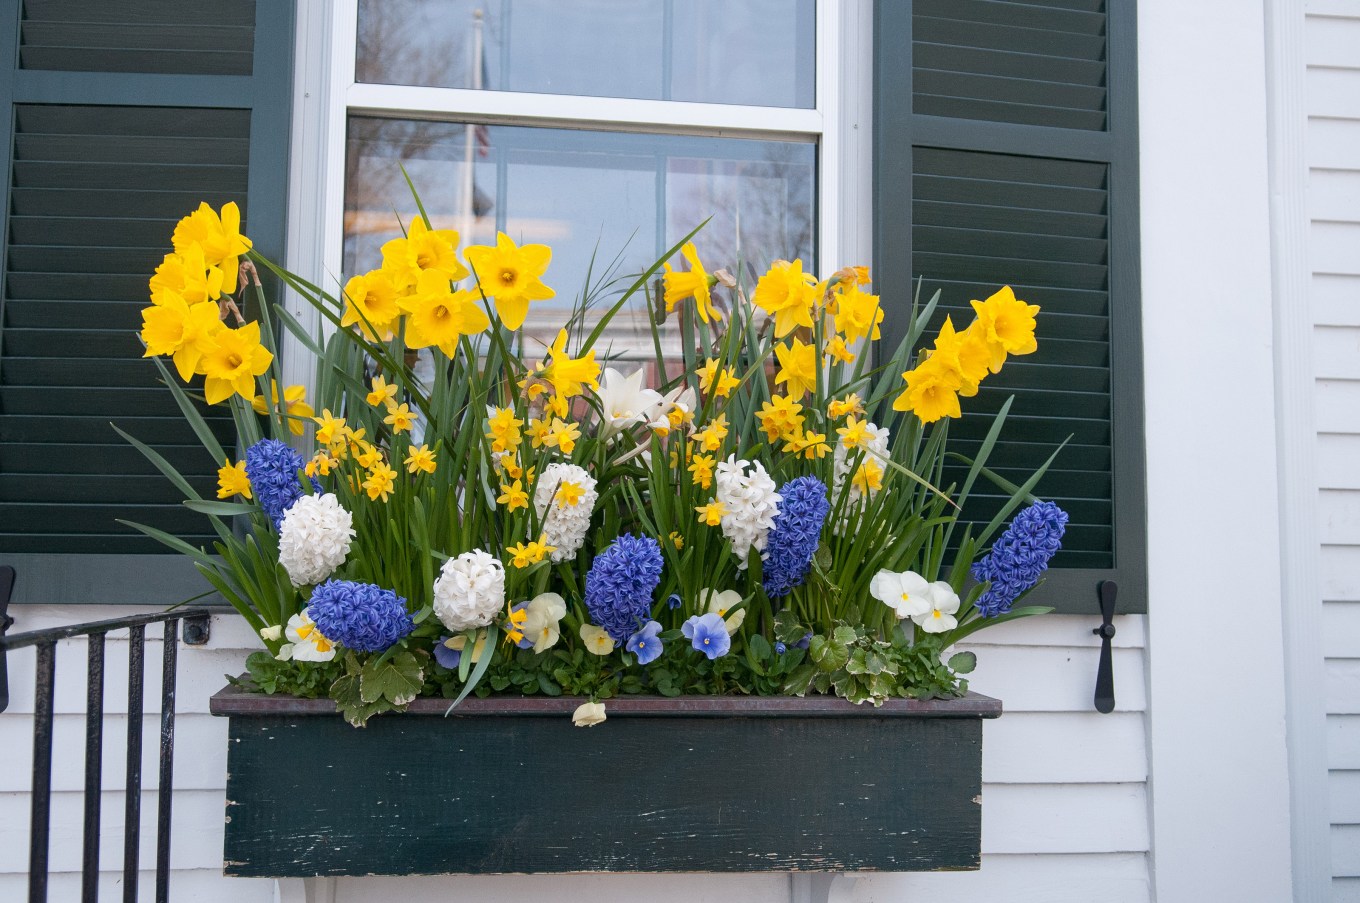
xmin=948 ymin=651 xmax=978 ymax=675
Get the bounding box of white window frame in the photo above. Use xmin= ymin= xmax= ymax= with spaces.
xmin=283 ymin=0 xmax=872 ymax=386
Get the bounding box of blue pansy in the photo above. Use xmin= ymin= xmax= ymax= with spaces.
xmin=762 ymin=476 xmax=830 ymax=599
xmin=626 ymin=620 xmax=664 ymax=665
xmin=433 ymin=636 xmax=463 ymax=669
xmin=306 ymin=579 xmax=414 ymax=652
xmin=970 ymin=501 xmax=1069 ymax=617
xmin=682 ymin=613 xmax=730 ymax=660
xmin=584 ymin=534 xmax=664 ymax=643
xmin=245 ymin=438 xmax=321 ymax=528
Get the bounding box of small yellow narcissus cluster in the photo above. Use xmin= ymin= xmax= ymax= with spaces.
xmin=892 ymin=287 xmax=1040 ymax=423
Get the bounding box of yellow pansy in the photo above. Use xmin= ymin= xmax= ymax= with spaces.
xmin=464 ymin=231 xmax=555 ymax=331
xmin=217 ymin=459 xmax=252 ymax=499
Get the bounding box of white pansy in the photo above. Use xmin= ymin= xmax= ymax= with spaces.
xmin=580 ymin=623 xmax=616 ymax=656
xmin=274 ymin=610 xmax=336 ymax=662
xmin=714 ymin=457 xmax=782 ymax=568
xmin=432 ymin=549 xmax=506 ymax=633
xmin=700 ymin=588 xmax=746 ymax=635
xmin=533 ymin=462 xmax=598 ymax=562
xmin=914 ymin=581 xmax=961 ymax=634
xmin=869 ymin=569 xmax=934 ymax=619
xmin=595 ymin=366 xmax=662 ymax=437
xmin=572 ymin=701 xmax=607 ymax=727
xmin=522 ymin=592 xmax=568 ymax=653
xmin=277 ymin=493 xmax=355 ymax=586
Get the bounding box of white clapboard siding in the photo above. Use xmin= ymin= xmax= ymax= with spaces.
xmin=0 ymin=869 xmax=274 ymax=903
xmin=0 ymin=606 xmax=1151 ymax=902
xmin=1307 ymin=5 xmax=1360 ymax=888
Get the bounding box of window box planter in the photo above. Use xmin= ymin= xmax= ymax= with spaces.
xmin=209 ymin=685 xmax=1001 ymax=876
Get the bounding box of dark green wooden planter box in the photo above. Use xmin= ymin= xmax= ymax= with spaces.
xmin=209 ymin=686 xmax=1001 ymax=876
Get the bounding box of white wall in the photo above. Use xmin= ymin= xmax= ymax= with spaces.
xmin=1304 ymin=1 xmax=1360 ymax=896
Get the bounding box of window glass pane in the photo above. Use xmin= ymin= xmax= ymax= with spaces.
xmin=344 ymin=116 xmax=816 ymax=355
xmin=356 ymin=0 xmax=816 ymax=109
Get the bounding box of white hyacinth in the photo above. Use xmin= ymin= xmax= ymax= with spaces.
xmin=277 ymin=493 xmax=355 ymax=587
xmin=533 ymin=462 xmax=598 ymax=562
xmin=832 ymin=421 xmax=891 ymax=531
xmin=714 ymin=457 xmax=782 ymax=568
xmin=432 ymin=549 xmax=506 ymax=633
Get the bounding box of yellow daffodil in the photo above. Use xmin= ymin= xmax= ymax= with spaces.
xmin=756 ymin=395 xmax=805 ymax=443
xmin=693 ymin=414 xmax=729 ymax=452
xmin=970 ymin=286 xmax=1040 ymax=373
xmin=149 ymin=244 xmax=224 ymax=305
xmin=384 ymin=402 xmax=416 ymax=434
xmin=366 ymin=374 xmax=397 ymax=407
xmin=498 ymin=452 xmax=523 ymax=480
xmin=832 ymin=283 xmax=884 ymax=343
xmin=398 ymin=269 xmax=491 ymax=356
xmin=528 ymin=416 xmax=552 ymax=449
xmin=688 ymin=453 xmax=716 ymax=489
xmin=545 ymin=417 xmax=581 ymax=454
xmin=696 ymin=500 xmax=727 ymax=526
xmin=827 ymin=393 xmax=864 ymax=419
xmin=662 ymin=242 xmax=719 ymax=323
xmin=546 ymin=394 xmax=570 ymax=419
xmin=313 ymin=409 xmax=347 ymax=448
xmin=507 ymin=537 xmax=555 ymax=569
xmin=363 ymin=461 xmax=398 ymax=502
xmin=380 ymin=217 xmax=469 ymax=290
xmin=497 ymin=480 xmax=529 ymax=512
xmin=251 ymin=381 xmax=314 ymax=435
xmin=485 ymin=406 xmax=524 ymax=452
xmin=580 ymin=624 xmax=616 ymax=656
xmin=355 ymin=443 xmax=382 ymax=469
xmin=753 ymin=258 xmax=823 ymax=338
xmin=139 ymin=292 xmax=223 ymax=381
xmin=305 ymin=452 xmax=337 ymax=478
xmin=464 ymin=231 xmax=555 ymax=330
xmin=217 ymin=459 xmax=251 ymax=499
xmin=199 ymin=321 xmax=273 ymax=405
xmin=696 ymin=358 xmax=740 ymax=398
xmin=852 ymin=459 xmax=885 ymax=495
xmin=923 ymin=315 xmax=992 ymax=398
xmin=504 ymin=606 xmax=529 ymax=644
xmin=341 ymin=269 xmax=401 ymax=341
xmin=404 ymin=444 xmax=437 ymax=474
xmin=837 ymin=416 xmax=870 ymax=450
xmin=171 ymin=201 xmax=252 ymax=294
xmin=555 ymin=480 xmax=585 ymax=508
xmin=826 ymin=334 xmax=857 ymax=364
xmin=892 ymin=356 xmax=965 ymax=423
xmin=536 ymin=329 xmax=600 ymax=399
xmin=669 ymin=531 xmax=685 ymax=550
xmin=784 ymin=430 xmax=831 ymax=460
xmin=774 ymin=336 xmax=818 ymax=399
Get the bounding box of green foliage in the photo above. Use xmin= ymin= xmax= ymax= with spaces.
xmin=786 ymin=622 xmax=968 ymax=706
xmin=329 ymin=648 xmax=428 ymax=727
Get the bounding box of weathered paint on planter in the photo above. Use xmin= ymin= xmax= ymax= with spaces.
xmin=210 ymin=685 xmax=1000 ymax=876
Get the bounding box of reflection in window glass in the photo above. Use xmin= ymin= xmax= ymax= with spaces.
xmin=356 ymin=0 xmax=816 ymax=109
xmin=344 ymin=117 xmax=815 ymax=355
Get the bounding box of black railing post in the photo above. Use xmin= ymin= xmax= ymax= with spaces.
xmin=0 ymin=565 xmax=16 ymax=714
xmin=154 ymin=619 xmax=179 ymax=903
xmin=82 ymin=633 xmax=106 ymax=902
xmin=28 ymin=641 xmax=56 ymax=903
xmin=123 ymin=624 xmax=145 ymax=903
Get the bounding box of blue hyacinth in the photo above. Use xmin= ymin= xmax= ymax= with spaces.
xmin=245 ymin=438 xmax=320 ymax=528
xmin=970 ymin=501 xmax=1069 ymax=618
xmin=307 ymin=579 xmax=414 ymax=652
xmin=761 ymin=476 xmax=830 ymax=599
xmin=584 ymin=534 xmax=664 ymax=643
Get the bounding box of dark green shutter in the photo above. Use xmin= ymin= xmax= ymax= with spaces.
xmin=874 ymin=0 xmax=1146 ymax=613
xmin=0 ymin=1 xmax=294 ymax=603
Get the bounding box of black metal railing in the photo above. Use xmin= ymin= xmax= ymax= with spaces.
xmin=0 ymin=570 xmax=212 ymax=903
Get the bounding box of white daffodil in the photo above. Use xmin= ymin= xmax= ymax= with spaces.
xmin=572 ymin=701 xmax=607 ymax=727
xmin=274 ymin=610 xmax=336 ymax=662
xmin=869 ymin=569 xmax=934 ymax=620
xmin=699 ymin=588 xmax=746 ymax=635
xmin=522 ymin=592 xmax=567 ymax=653
xmin=913 ymin=581 xmax=961 ymax=634
xmin=580 ymin=623 xmax=617 ymax=656
xmin=595 ymin=366 xmax=662 ymax=437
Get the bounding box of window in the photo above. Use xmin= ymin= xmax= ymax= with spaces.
xmin=326 ymin=0 xmax=841 ymax=357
